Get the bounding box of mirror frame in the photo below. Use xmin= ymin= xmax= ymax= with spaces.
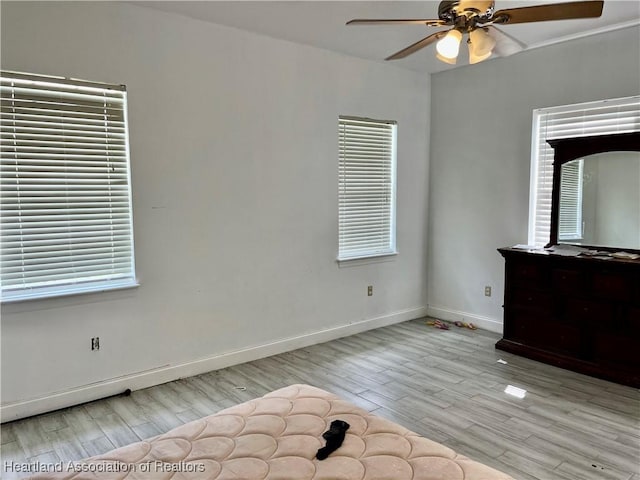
xmin=546 ymin=131 xmax=640 ymax=251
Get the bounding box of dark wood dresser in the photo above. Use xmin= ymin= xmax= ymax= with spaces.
xmin=497 ymin=247 xmax=640 ymax=388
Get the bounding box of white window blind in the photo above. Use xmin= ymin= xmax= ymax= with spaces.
xmin=558 ymin=159 xmax=583 ymax=241
xmin=529 ymin=96 xmax=640 ymax=247
xmin=338 ymin=116 xmax=397 ymax=261
xmin=1 ymin=71 xmax=136 ymax=302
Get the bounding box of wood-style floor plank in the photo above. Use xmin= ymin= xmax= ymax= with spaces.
xmin=1 ymin=317 xmax=638 ymax=480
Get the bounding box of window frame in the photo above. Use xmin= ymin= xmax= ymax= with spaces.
xmin=338 ymin=115 xmax=397 ymax=262
xmin=1 ymin=71 xmax=137 ymax=302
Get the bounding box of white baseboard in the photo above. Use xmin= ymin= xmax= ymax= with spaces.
xmin=1 ymin=307 xmax=427 ymax=423
xmin=426 ymin=305 xmax=503 ymax=334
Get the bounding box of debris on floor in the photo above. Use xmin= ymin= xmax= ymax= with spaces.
xmin=454 ymin=321 xmax=477 ymax=330
xmin=497 ymin=359 xmax=508 ymax=365
xmin=426 ymin=319 xmax=450 ymax=330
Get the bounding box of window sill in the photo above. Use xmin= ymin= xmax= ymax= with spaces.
xmin=1 ymin=279 xmax=140 ymax=304
xmin=337 ymin=251 xmax=398 ymax=267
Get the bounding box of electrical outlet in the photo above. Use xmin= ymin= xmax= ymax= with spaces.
xmin=367 ymin=285 xmax=373 ymax=296
xmin=484 ymin=286 xmax=492 ymax=297
xmin=91 ymin=337 xmax=100 ymax=351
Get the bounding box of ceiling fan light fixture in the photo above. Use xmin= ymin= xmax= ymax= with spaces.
xmin=468 ymin=43 xmax=493 ymax=64
xmin=436 ymin=29 xmax=462 ymax=61
xmin=436 ymin=52 xmax=458 ymax=65
xmin=469 ymin=28 xmax=496 ymax=56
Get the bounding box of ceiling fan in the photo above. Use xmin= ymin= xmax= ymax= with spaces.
xmin=347 ymin=0 xmax=604 ymax=65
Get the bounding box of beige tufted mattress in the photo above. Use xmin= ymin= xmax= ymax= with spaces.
xmin=28 ymin=384 xmax=515 ymax=479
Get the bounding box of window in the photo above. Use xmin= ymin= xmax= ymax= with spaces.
xmin=558 ymin=159 xmax=583 ymax=241
xmin=529 ymin=96 xmax=640 ymax=247
xmin=1 ymin=71 xmax=136 ymax=302
xmin=338 ymin=116 xmax=397 ymax=261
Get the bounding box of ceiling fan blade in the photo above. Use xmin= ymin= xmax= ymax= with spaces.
xmin=385 ymin=31 xmax=448 ymax=60
xmin=347 ymin=18 xmax=446 ymax=27
xmin=486 ymin=26 xmax=526 ymax=57
xmin=493 ymin=1 xmax=604 ymax=25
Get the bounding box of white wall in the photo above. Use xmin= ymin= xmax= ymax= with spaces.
xmin=0 ymin=1 xmax=431 ymax=420
xmin=426 ymin=26 xmax=640 ymax=331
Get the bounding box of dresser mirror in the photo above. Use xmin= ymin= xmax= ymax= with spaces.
xmin=558 ymin=151 xmax=640 ymax=250
xmin=548 ymin=132 xmax=640 ymax=252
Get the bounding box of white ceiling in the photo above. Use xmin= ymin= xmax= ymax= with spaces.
xmin=133 ymin=1 xmax=640 ymax=73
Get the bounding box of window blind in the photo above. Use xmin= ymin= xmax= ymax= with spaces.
xmin=1 ymin=71 xmax=136 ymax=301
xmin=529 ymin=96 xmax=640 ymax=247
xmin=558 ymin=159 xmax=583 ymax=240
xmin=338 ymin=116 xmax=397 ymax=260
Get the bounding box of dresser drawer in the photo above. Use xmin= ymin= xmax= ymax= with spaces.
xmin=510 ymin=261 xmax=548 ymax=286
xmin=592 ymin=272 xmax=632 ymax=301
xmin=552 ymin=269 xmax=583 ymax=295
xmin=544 ymin=322 xmax=582 ymax=356
xmin=624 ymin=306 xmax=640 ymax=332
xmin=512 ymin=289 xmax=553 ymax=311
xmin=634 ymin=276 xmax=640 ymax=305
xmin=566 ymin=299 xmax=613 ymax=323
xmin=508 ymin=310 xmax=581 ymax=356
xmin=595 ymin=334 xmax=640 ymax=367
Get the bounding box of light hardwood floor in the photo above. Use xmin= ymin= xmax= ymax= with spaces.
xmin=1 ymin=318 xmax=639 ymax=480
